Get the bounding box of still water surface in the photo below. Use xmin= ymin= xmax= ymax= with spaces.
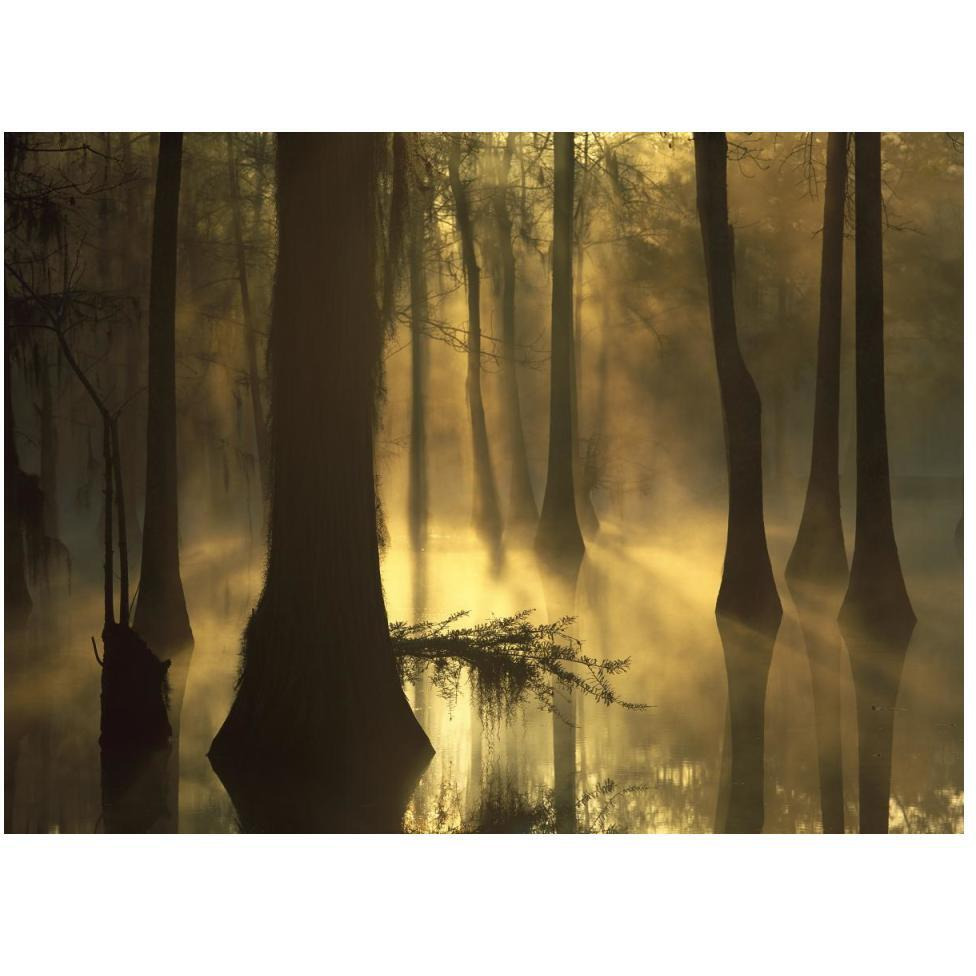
xmin=5 ymin=497 xmax=963 ymax=833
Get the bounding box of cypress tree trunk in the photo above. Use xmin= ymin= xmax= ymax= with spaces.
xmin=406 ymin=136 xmax=430 ymax=560
xmin=590 ymin=290 xmax=612 ymax=510
xmin=447 ymin=135 xmax=503 ymax=559
xmin=406 ymin=136 xmax=432 ymax=724
xmin=135 ymin=132 xmax=193 ymax=651
xmin=38 ymin=347 xmax=60 ymax=545
xmin=4 ymin=337 xmax=32 ymax=631
xmin=493 ymin=133 xmax=538 ymax=543
xmin=226 ymin=133 xmax=270 ymax=504
xmin=785 ymin=132 xmax=849 ymax=833
xmin=694 ymin=132 xmax=782 ymax=833
xmin=838 ymin=132 xmax=916 ymax=834
xmin=536 ymin=132 xmax=585 ymax=578
xmin=209 ymin=134 xmax=434 ymax=827
xmin=788 ymin=134 xmax=849 ymax=587
xmin=571 ymin=133 xmax=600 ymax=538
xmin=535 ymin=132 xmax=585 ymax=833
xmin=119 ymin=133 xmax=146 ymax=562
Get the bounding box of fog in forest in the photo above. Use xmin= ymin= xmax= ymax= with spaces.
xmin=4 ymin=132 xmax=963 ymax=833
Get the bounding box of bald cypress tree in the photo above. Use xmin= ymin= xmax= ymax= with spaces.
xmin=134 ymin=132 xmax=192 ymax=651
xmin=210 ymin=134 xmax=434 ymax=816
xmin=694 ymin=132 xmax=782 ymax=833
xmin=492 ymin=133 xmax=538 ymax=543
xmin=535 ymin=132 xmax=585 ymax=833
xmin=536 ymin=132 xmax=585 ymax=580
xmin=838 ymin=132 xmax=916 ymax=834
xmin=447 ymin=134 xmax=503 ymax=559
xmin=785 ymin=132 xmax=850 ymax=833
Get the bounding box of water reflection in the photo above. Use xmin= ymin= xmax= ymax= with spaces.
xmin=100 ymin=744 xmax=172 ymax=832
xmin=786 ymin=581 xmax=847 ymax=832
xmin=3 ymin=500 xmax=964 ymax=834
xmin=211 ymin=757 xmax=427 ymax=833
xmin=714 ymin=617 xmax=775 ymax=833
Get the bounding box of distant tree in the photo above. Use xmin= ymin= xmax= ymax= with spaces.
xmin=535 ymin=132 xmax=585 ymax=579
xmin=225 ymin=132 xmax=269 ymax=504
xmin=785 ymin=132 xmax=849 ymax=833
xmin=134 ymin=132 xmax=193 ymax=651
xmin=491 ymin=132 xmax=538 ymax=543
xmin=447 ymin=134 xmax=503 ymax=559
xmin=694 ymin=132 xmax=782 ymax=833
xmin=838 ymin=132 xmax=916 ymax=834
xmin=4 ymin=330 xmax=35 ymax=630
xmin=571 ymin=132 xmax=601 ymax=539
xmin=535 ymin=131 xmax=586 ymax=834
xmin=405 ymin=134 xmax=430 ymax=559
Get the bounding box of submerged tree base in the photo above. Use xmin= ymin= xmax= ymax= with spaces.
xmin=98 ymin=622 xmax=172 ymax=750
xmin=838 ymin=590 xmax=916 ymax=834
xmin=211 ymin=750 xmax=428 ymax=832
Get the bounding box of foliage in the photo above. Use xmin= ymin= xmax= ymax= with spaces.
xmin=391 ymin=609 xmax=645 ymax=730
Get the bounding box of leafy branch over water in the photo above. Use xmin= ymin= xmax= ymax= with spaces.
xmin=390 ymin=610 xmax=646 ymax=728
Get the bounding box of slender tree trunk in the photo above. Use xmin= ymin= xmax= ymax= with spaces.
xmin=694 ymin=132 xmax=782 ymax=833
xmin=590 ymin=290 xmax=613 ymax=510
xmin=4 ymin=337 xmax=32 ymax=630
xmin=226 ymin=133 xmax=270 ymax=503
xmin=111 ymin=419 xmax=129 ymax=625
xmin=119 ymin=133 xmax=146 ymax=561
xmin=102 ymin=418 xmax=115 ymax=629
xmin=838 ymin=132 xmax=916 ymax=834
xmin=209 ymin=134 xmax=434 ymax=829
xmin=406 ymin=136 xmax=430 ymax=558
xmin=447 ymin=135 xmax=503 ymax=559
xmin=535 ymin=133 xmax=585 ymax=834
xmin=571 ymin=135 xmax=600 ymax=538
xmin=406 ymin=137 xmax=432 ymax=724
xmin=788 ymin=134 xmax=849 ymax=587
xmin=38 ymin=347 xmax=59 ymax=544
xmin=134 ymin=132 xmax=193 ymax=651
xmin=536 ymin=132 xmax=585 ymax=578
xmin=493 ymin=133 xmax=538 ymax=542
xmin=785 ymin=132 xmax=849 ymax=833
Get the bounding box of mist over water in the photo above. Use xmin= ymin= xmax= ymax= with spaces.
xmin=5 ymin=132 xmax=963 ymax=833
xmin=6 ymin=491 xmax=961 ymax=833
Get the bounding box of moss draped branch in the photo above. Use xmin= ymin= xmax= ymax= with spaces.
xmin=391 ymin=610 xmax=646 ymax=729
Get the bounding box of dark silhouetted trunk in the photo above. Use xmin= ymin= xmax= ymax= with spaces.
xmin=110 ymin=419 xmax=129 ymax=625
xmin=536 ymin=133 xmax=585 ymax=833
xmin=5 ymin=337 xmax=32 ymax=630
xmin=536 ymin=132 xmax=586 ymax=579
xmin=119 ymin=133 xmax=146 ymax=561
xmin=38 ymin=348 xmax=59 ymax=544
xmin=135 ymin=132 xmax=193 ymax=651
xmin=406 ymin=136 xmax=429 ymax=558
xmin=838 ymin=132 xmax=916 ymax=834
xmin=406 ymin=136 xmax=433 ymax=725
xmin=209 ymin=134 xmax=434 ymax=819
xmin=447 ymin=135 xmax=503 ymax=559
xmin=788 ymin=134 xmax=849 ymax=588
xmin=786 ymin=132 xmax=849 ymax=833
xmin=102 ymin=418 xmax=114 ymax=627
xmin=694 ymin=132 xmax=782 ymax=833
xmin=493 ymin=133 xmax=538 ymax=543
xmin=590 ymin=289 xmax=613 ymax=514
xmin=572 ymin=133 xmax=600 ymax=539
xmin=226 ymin=133 xmax=270 ymax=504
